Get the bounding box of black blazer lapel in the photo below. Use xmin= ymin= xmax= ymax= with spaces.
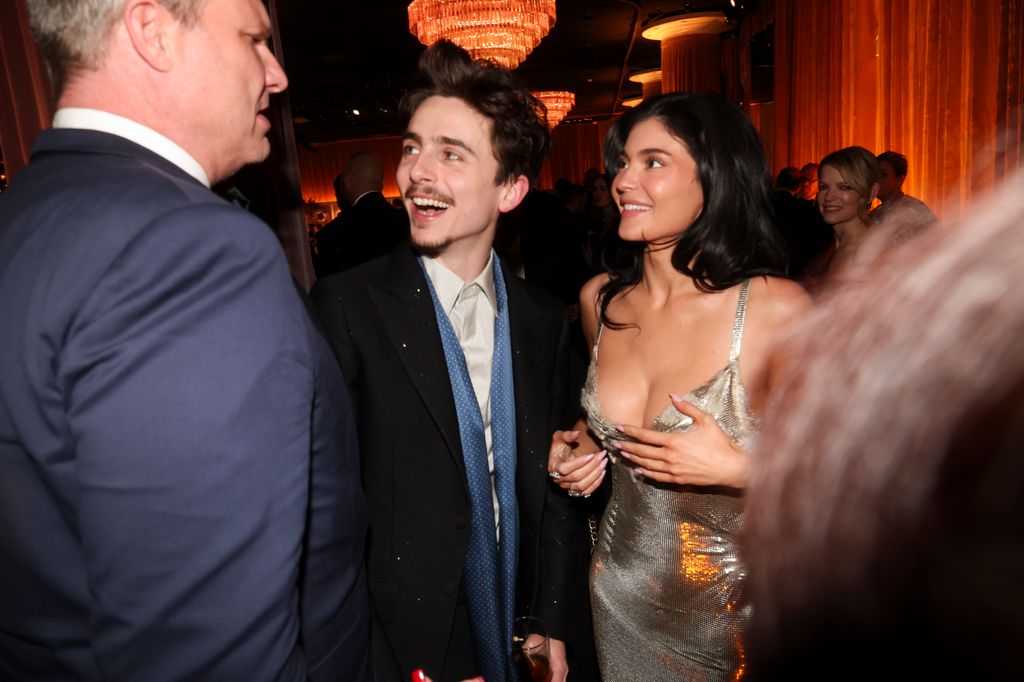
xmin=368 ymin=246 xmax=467 ymax=481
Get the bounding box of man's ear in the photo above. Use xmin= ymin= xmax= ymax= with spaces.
xmin=122 ymin=0 xmax=181 ymax=72
xmin=870 ymin=181 xmax=881 ymax=203
xmin=498 ymin=175 xmax=530 ymax=214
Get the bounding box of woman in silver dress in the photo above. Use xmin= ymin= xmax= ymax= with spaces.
xmin=547 ymin=93 xmax=810 ymax=681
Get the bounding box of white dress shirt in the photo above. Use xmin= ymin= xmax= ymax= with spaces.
xmin=421 ymin=253 xmax=502 ymax=538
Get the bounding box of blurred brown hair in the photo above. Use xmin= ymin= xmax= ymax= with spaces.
xmin=743 ymin=168 xmax=1024 ymax=678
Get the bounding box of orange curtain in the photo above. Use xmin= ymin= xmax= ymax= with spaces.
xmin=297 ymin=136 xmax=404 ymax=204
xmin=662 ymin=33 xmax=722 ymax=95
xmin=536 ymin=121 xmax=605 ymax=189
xmin=772 ymin=0 xmax=1024 ymax=219
xmin=299 ymin=122 xmax=608 ymax=200
xmin=0 ymin=0 xmax=52 ymax=180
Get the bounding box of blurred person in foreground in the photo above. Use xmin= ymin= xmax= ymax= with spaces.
xmin=313 ymin=41 xmax=579 ymax=682
xmin=744 ymin=168 xmax=1024 ymax=679
xmin=0 ymin=1 xmax=370 ymax=679
xmin=546 ymin=92 xmax=810 ymax=681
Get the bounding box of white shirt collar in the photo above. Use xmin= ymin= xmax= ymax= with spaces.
xmin=52 ymin=108 xmax=210 ymax=187
xmin=421 ymin=251 xmax=499 ymax=317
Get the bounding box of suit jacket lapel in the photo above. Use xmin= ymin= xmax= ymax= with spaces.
xmin=368 ymin=246 xmax=466 ymax=479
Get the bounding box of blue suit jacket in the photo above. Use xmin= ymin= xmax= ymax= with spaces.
xmin=0 ymin=129 xmax=371 ymax=681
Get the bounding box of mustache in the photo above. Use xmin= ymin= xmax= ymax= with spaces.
xmin=404 ymin=183 xmax=455 ymax=206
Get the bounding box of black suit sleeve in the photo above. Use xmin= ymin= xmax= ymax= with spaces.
xmin=310 ymin=276 xmax=361 ymax=393
xmin=534 ymin=310 xmax=581 ymax=641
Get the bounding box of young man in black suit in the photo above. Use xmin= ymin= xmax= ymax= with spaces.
xmin=314 ymin=41 xmax=580 ymax=682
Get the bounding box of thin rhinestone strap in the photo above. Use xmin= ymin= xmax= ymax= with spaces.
xmin=729 ymin=279 xmax=751 ymax=363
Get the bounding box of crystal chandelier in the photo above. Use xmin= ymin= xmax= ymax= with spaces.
xmin=407 ymin=0 xmax=557 ymax=70
xmin=534 ymin=91 xmax=575 ymax=128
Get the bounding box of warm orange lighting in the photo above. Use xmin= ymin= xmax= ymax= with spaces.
xmin=678 ymin=522 xmax=718 ymax=583
xmin=622 ymin=97 xmax=643 ymax=108
xmin=641 ymin=11 xmax=730 ymax=41
xmin=408 ymin=0 xmax=557 ymax=70
xmin=628 ymin=69 xmax=663 ymax=86
xmin=534 ymin=91 xmax=575 ymax=128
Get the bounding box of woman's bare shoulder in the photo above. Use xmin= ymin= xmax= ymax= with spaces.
xmin=746 ymin=276 xmax=813 ymax=326
xmin=580 ymin=273 xmax=611 ymax=308
xmin=579 ymin=273 xmax=611 ymax=349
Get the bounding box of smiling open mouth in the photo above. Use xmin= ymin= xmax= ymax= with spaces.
xmin=408 ymin=194 xmax=454 ymax=218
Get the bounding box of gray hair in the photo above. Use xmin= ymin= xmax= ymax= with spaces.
xmin=27 ymin=0 xmax=204 ymax=96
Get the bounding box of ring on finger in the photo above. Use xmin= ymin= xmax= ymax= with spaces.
xmin=568 ymin=489 xmax=583 ymax=498
xmin=549 ymin=470 xmax=561 ymax=481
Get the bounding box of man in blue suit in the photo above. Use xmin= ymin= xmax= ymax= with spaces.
xmin=0 ymin=1 xmax=370 ymax=680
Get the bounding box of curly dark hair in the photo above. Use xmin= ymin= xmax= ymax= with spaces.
xmin=399 ymin=40 xmax=551 ymax=186
xmin=598 ymin=92 xmax=787 ymax=329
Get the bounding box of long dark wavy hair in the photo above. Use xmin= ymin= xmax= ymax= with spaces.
xmin=598 ymin=92 xmax=787 ymax=328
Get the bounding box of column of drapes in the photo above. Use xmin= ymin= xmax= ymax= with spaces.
xmin=662 ymin=33 xmax=722 ymax=94
xmin=996 ymin=0 xmax=1024 ymax=179
xmin=773 ymin=0 xmax=874 ymax=177
xmin=0 ymin=0 xmax=52 ymax=180
xmin=538 ymin=122 xmax=605 ymax=188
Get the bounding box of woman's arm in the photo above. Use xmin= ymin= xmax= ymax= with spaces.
xmin=545 ymin=274 xmax=611 ymax=497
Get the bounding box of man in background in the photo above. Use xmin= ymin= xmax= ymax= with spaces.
xmin=873 ymin=150 xmax=938 ymax=241
xmin=314 ymin=151 xmax=408 ymax=277
xmin=798 ymin=161 xmax=820 ymax=200
xmin=0 ymin=1 xmax=370 ymax=679
xmin=772 ymin=166 xmax=834 ymax=280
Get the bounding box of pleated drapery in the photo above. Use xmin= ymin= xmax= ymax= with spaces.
xmin=768 ymin=0 xmax=1023 ymax=219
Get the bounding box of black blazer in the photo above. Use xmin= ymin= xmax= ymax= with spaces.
xmin=313 ymin=243 xmax=580 ymax=680
xmin=314 ymin=191 xmax=409 ymax=278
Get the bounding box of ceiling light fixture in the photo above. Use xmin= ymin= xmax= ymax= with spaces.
xmin=533 ymin=91 xmax=576 ymax=128
xmin=407 ymin=0 xmax=557 ymax=69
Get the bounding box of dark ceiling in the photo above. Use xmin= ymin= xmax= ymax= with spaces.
xmin=276 ymin=0 xmax=753 ymax=146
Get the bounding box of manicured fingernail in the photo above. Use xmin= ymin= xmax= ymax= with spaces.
xmin=584 ymin=453 xmax=595 ymax=462
xmin=569 ymin=430 xmax=580 ymax=437
xmin=610 ymin=440 xmax=620 ymax=449
xmin=620 ymin=451 xmax=631 ymax=459
xmin=600 ymin=457 xmax=608 ymax=469
xmin=669 ymin=392 xmax=683 ymax=401
xmin=411 ymin=670 xmax=427 ymax=682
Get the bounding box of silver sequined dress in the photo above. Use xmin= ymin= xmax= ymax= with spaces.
xmin=582 ymin=280 xmax=754 ymax=681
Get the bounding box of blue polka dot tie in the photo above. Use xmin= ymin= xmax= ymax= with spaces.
xmin=420 ymin=255 xmax=518 ymax=682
